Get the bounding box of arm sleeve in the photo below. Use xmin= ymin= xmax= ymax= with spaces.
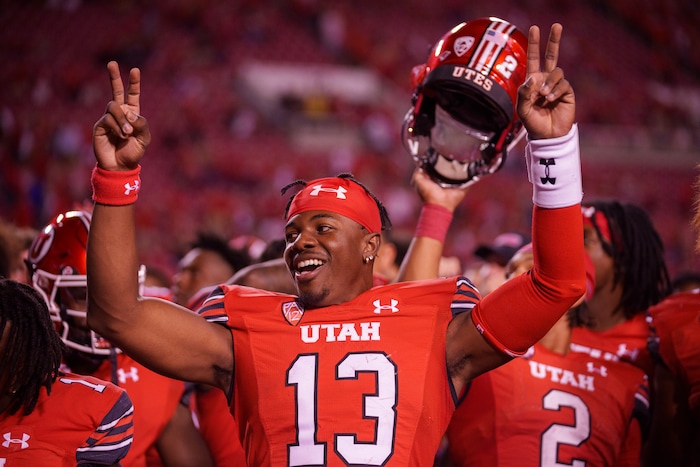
xmin=470 ymin=205 xmax=586 ymax=356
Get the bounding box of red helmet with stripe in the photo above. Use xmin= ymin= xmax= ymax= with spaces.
xmin=26 ymin=210 xmax=143 ymax=356
xmin=402 ymin=17 xmax=528 ymax=187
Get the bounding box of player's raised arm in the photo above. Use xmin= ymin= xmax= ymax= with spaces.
xmin=446 ymin=23 xmax=586 ymax=391
xmin=87 ymin=62 xmax=233 ymax=389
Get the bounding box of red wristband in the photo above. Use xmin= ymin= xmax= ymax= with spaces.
xmin=415 ymin=203 xmax=453 ymax=243
xmin=91 ymin=164 xmax=142 ymax=205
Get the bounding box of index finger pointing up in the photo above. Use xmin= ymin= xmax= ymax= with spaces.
xmin=543 ymin=23 xmax=563 ymax=73
xmin=526 ymin=25 xmax=541 ymax=75
xmin=107 ymin=61 xmax=125 ymax=105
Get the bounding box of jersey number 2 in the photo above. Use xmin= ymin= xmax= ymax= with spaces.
xmin=541 ymin=389 xmax=591 ymax=467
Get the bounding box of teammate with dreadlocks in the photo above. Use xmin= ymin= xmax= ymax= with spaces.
xmin=0 ymin=278 xmax=134 ymax=465
xmin=25 ymin=210 xmax=214 ymax=467
xmin=569 ymin=200 xmax=672 ymax=378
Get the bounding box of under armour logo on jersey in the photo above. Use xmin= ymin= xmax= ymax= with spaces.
xmin=2 ymin=432 xmax=30 ymax=449
xmin=539 ymin=158 xmax=556 ymax=185
xmin=124 ymin=180 xmax=140 ymax=195
xmin=586 ymin=361 xmax=608 ymax=377
xmin=282 ymin=301 xmax=305 ymax=326
xmin=617 ymin=344 xmax=639 ymax=361
xmin=308 ymin=184 xmax=347 ymax=199
xmin=454 ymin=36 xmax=475 ymax=56
xmin=373 ymin=299 xmax=399 ymax=314
xmin=117 ymin=366 xmax=140 ymax=384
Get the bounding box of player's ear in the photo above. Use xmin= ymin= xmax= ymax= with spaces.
xmin=364 ymin=232 xmax=381 ymax=260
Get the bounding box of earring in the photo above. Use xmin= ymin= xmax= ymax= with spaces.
xmin=364 ymin=255 xmax=374 ymax=264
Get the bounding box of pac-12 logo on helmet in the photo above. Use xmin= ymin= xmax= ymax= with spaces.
xmin=402 ymin=17 xmax=528 ymax=188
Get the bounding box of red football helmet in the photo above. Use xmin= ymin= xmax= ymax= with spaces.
xmin=26 ymin=210 xmax=112 ymax=355
xmin=403 ymin=17 xmax=528 ymax=187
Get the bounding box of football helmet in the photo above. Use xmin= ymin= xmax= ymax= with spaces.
xmin=403 ymin=17 xmax=528 ymax=187
xmin=26 ymin=210 xmax=111 ymax=355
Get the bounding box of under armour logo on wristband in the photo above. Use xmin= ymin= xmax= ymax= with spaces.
xmin=539 ymin=158 xmax=556 ymax=185
xmin=124 ymin=180 xmax=140 ymax=195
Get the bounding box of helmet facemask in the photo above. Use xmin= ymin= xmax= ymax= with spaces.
xmin=32 ymin=266 xmax=113 ymax=356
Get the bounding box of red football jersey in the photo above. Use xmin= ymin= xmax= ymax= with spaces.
xmin=445 ymin=344 xmax=649 ymax=466
xmin=570 ymin=313 xmax=654 ymax=376
xmin=91 ymin=354 xmax=186 ymax=467
xmin=648 ymin=290 xmax=700 ymax=416
xmin=199 ymin=277 xmax=479 ymax=466
xmin=192 ymin=387 xmax=247 ymax=466
xmin=0 ymin=372 xmax=134 ymax=466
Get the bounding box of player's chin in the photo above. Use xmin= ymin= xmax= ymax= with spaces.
xmin=297 ymin=287 xmax=330 ymax=310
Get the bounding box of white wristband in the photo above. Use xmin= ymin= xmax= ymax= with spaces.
xmin=525 ymin=124 xmax=582 ymax=208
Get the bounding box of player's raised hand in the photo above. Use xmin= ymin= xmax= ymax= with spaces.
xmin=517 ymin=23 xmax=575 ymax=140
xmin=92 ymin=61 xmax=151 ymax=171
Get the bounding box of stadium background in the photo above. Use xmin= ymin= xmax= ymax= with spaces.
xmin=1 ymin=0 xmax=698 ymax=280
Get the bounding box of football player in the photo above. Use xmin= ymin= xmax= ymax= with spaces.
xmin=569 ymin=200 xmax=672 ymax=378
xmin=643 ymin=204 xmax=700 ymax=467
xmin=26 ymin=210 xmax=213 ymax=467
xmin=86 ymin=20 xmax=586 ymax=466
xmin=0 ymin=278 xmax=134 ymax=466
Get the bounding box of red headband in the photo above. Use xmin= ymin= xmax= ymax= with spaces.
xmin=287 ymin=177 xmax=382 ymax=233
xmin=581 ymin=206 xmax=612 ymax=244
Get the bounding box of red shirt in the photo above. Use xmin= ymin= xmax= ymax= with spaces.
xmin=192 ymin=387 xmax=247 ymax=466
xmin=570 ymin=313 xmax=654 ymax=376
xmin=648 ymin=290 xmax=700 ymax=416
xmin=446 ymin=344 xmax=649 ymax=466
xmin=91 ymin=354 xmax=185 ymax=467
xmin=0 ymin=372 xmax=134 ymax=466
xmin=199 ymin=277 xmax=477 ymax=466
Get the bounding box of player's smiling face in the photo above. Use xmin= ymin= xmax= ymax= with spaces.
xmin=284 ymin=210 xmax=371 ymax=309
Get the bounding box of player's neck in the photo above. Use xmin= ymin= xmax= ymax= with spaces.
xmin=539 ymin=317 xmax=571 ymax=355
xmin=584 ymin=285 xmax=625 ymax=332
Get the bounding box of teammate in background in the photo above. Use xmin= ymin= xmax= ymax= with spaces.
xmin=25 ymin=210 xmax=213 ymax=467
xmin=442 ymin=244 xmax=650 ymax=466
xmin=401 ymin=166 xmax=650 ymax=465
xmin=569 ymin=201 xmax=672 ymax=377
xmin=172 ymin=231 xmax=250 ymax=467
xmin=86 ymin=20 xmax=586 ymax=465
xmin=0 ymin=278 xmax=135 ymax=466
xmin=642 ymin=171 xmax=700 ymax=466
xmin=0 ymin=220 xmax=36 ymax=284
xmin=465 ymin=231 xmax=531 ymax=296
xmin=171 ymin=231 xmax=251 ymax=307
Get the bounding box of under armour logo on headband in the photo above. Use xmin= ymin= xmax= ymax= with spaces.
xmin=309 ymin=184 xmax=348 ymax=199
xmin=287 ymin=176 xmax=383 ymax=233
